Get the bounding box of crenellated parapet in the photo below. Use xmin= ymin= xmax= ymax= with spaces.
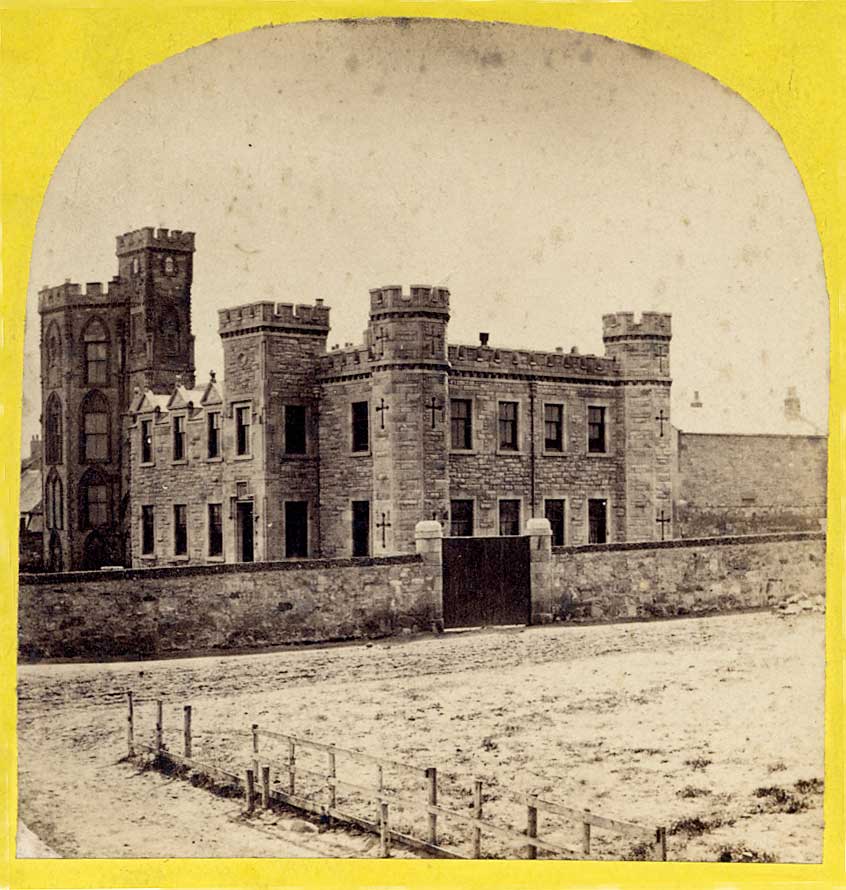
xmin=218 ymin=299 xmax=331 ymax=337
xmin=318 ymin=344 xmax=374 ymax=378
xmin=369 ymin=284 xmax=450 ymax=318
xmin=116 ymin=227 xmax=195 ymax=255
xmin=38 ymin=279 xmax=126 ymax=312
xmin=602 ymin=311 xmax=672 ymax=341
xmin=448 ymin=343 xmax=619 ymax=378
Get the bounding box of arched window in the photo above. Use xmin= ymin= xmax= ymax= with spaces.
xmin=45 ymin=321 xmax=61 ymax=368
xmin=80 ymin=390 xmax=110 ymax=462
xmin=44 ymin=392 xmax=63 ymax=465
xmin=47 ymin=529 xmax=63 ymax=573
xmin=164 ymin=256 xmax=175 ymax=275
xmin=132 ymin=257 xmax=140 ymax=276
xmin=159 ymin=308 xmax=180 ymax=355
xmin=45 ymin=469 xmax=64 ymax=530
xmin=79 ymin=468 xmax=110 ymax=530
xmin=82 ymin=318 xmax=109 ymax=385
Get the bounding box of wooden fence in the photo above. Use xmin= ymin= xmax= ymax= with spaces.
xmin=125 ymin=691 xmax=667 ymax=861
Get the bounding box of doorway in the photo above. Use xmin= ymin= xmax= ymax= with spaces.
xmin=285 ymin=501 xmax=309 ymax=558
xmin=236 ymin=501 xmax=255 ymax=562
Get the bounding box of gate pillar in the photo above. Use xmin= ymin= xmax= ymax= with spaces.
xmin=526 ymin=518 xmax=553 ymax=625
xmin=415 ymin=520 xmax=444 ymax=632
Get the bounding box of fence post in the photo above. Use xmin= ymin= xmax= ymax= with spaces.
xmin=327 ymin=748 xmax=337 ymax=818
xmin=244 ymin=768 xmax=255 ymax=814
xmin=380 ymin=801 xmax=391 ymax=858
xmin=126 ymin=690 xmax=135 ymax=757
xmin=582 ymin=821 xmax=591 ymax=856
xmin=155 ymin=699 xmax=163 ymax=753
xmin=654 ymin=826 xmax=667 ymax=861
xmin=288 ymin=739 xmax=296 ymax=795
xmin=251 ymin=723 xmax=260 ymax=778
xmin=261 ymin=765 xmax=271 ymax=809
xmin=526 ymin=800 xmax=538 ymax=859
xmin=425 ymin=767 xmax=438 ymax=845
xmin=183 ymin=705 xmax=192 ymax=759
xmin=473 ymin=779 xmax=483 ymax=859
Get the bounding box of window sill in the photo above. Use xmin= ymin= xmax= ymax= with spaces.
xmin=140 ymin=461 xmax=155 ymax=468
xmin=206 ymin=555 xmax=225 ymax=563
xmin=171 ymin=459 xmax=188 ymax=466
xmin=206 ymin=456 xmax=224 ymax=463
xmin=587 ymin=451 xmax=613 ymax=458
xmin=172 ymin=554 xmax=190 ymax=561
xmin=233 ymin=454 xmax=253 ymax=461
xmin=496 ymin=449 xmax=523 ymax=456
xmin=350 ymin=450 xmax=371 ymax=457
xmin=450 ymin=448 xmax=476 ymax=455
xmin=542 ymin=449 xmax=566 ymax=456
xmin=140 ymin=554 xmax=157 ymax=561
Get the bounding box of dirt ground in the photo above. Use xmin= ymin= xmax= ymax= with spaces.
xmin=17 ymin=611 xmax=824 ymax=862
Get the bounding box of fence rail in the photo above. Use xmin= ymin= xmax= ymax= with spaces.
xmin=126 ymin=691 xmax=667 ymax=861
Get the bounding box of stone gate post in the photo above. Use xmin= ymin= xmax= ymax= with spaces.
xmin=526 ymin=517 xmax=553 ymax=625
xmin=415 ymin=520 xmax=444 ymax=632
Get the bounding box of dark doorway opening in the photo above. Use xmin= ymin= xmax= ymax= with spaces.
xmin=237 ymin=501 xmax=255 ymax=562
xmin=351 ymin=500 xmax=370 ymax=557
xmin=285 ymin=501 xmax=309 ymax=558
xmin=588 ymin=498 xmax=608 ymax=544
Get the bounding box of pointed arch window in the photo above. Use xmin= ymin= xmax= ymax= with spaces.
xmin=45 ymin=469 xmax=64 ymax=530
xmin=45 ymin=392 xmax=63 ymax=465
xmin=79 ymin=468 xmax=110 ymax=530
xmin=80 ymin=390 xmax=110 ymax=462
xmin=82 ymin=318 xmax=109 ymax=385
xmin=45 ymin=322 xmax=61 ymax=370
xmin=160 ymin=308 xmax=181 ymax=355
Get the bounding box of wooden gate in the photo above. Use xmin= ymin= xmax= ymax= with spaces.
xmin=442 ymin=536 xmax=531 ymax=628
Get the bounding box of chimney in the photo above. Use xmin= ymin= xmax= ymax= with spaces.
xmin=30 ymin=435 xmax=42 ymax=461
xmin=784 ymin=386 xmax=801 ymax=421
xmin=691 ymin=390 xmax=703 ymax=408
xmin=479 ymin=332 xmax=490 ymax=347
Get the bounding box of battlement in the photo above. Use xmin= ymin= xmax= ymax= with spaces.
xmin=38 ymin=279 xmax=124 ymax=312
xmin=318 ymin=343 xmax=373 ymax=376
xmin=448 ymin=343 xmax=618 ymax=377
xmin=369 ymin=285 xmax=450 ymax=315
xmin=218 ymin=300 xmax=330 ymax=335
xmin=602 ymin=312 xmax=672 ymax=339
xmin=115 ymin=227 xmax=196 ymax=255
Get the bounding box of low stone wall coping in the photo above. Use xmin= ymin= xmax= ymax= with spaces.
xmin=20 ymin=554 xmax=423 ymax=587
xmin=552 ymin=530 xmax=825 ymax=556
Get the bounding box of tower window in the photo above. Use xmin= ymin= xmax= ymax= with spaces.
xmin=140 ymin=419 xmax=153 ymax=464
xmin=45 ymin=470 xmax=64 ymax=530
xmin=284 ymin=405 xmax=307 ymax=455
xmin=172 ymin=415 xmax=186 ymax=461
xmin=498 ymin=402 xmax=518 ymax=451
xmin=235 ymin=405 xmax=251 ymax=456
xmin=81 ymin=391 xmax=110 ymax=462
xmin=131 ymin=257 xmax=140 ymax=276
xmin=174 ymin=504 xmax=188 ymax=556
xmin=80 ymin=470 xmax=109 ymax=529
xmin=160 ymin=309 xmax=180 ymax=355
xmin=498 ymin=499 xmax=521 ymax=536
xmin=141 ymin=505 xmax=155 ymax=555
xmin=588 ymin=406 xmax=607 ymax=454
xmin=208 ymin=503 xmax=223 ymax=557
xmin=450 ymin=399 xmax=472 ymax=450
xmin=351 ymin=401 xmax=369 ymax=453
xmin=82 ymin=318 xmax=109 ymax=385
xmin=45 ymin=393 xmax=63 ymax=465
xmin=544 ymin=404 xmax=564 ymax=451
xmin=207 ymin=411 xmax=221 ymax=458
xmin=164 ymin=256 xmax=175 ymax=275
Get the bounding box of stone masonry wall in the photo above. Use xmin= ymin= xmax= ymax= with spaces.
xmin=675 ymin=433 xmax=827 ymax=537
xmin=19 ymin=555 xmax=438 ymax=660
xmin=548 ymin=531 xmax=825 ymax=622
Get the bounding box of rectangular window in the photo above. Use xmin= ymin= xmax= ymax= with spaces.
xmin=86 ymin=342 xmax=107 ymax=384
xmin=544 ymin=404 xmax=564 ymax=451
xmin=285 ymin=501 xmax=309 ymax=557
xmin=84 ymin=412 xmax=109 ymax=461
xmin=588 ymin=406 xmax=607 ymax=454
xmin=351 ymin=401 xmax=369 ymax=453
xmin=208 ymin=503 xmax=223 ymax=557
xmin=545 ymin=499 xmax=566 ymax=546
xmin=498 ymin=402 xmax=518 ymax=451
xmin=207 ymin=412 xmax=221 ymax=459
xmin=449 ymin=499 xmax=474 ymax=537
xmin=351 ymin=500 xmax=370 ymax=556
xmin=172 ymin=415 xmax=186 ymax=461
xmin=499 ymin=499 xmax=521 ymax=536
xmin=142 ymin=505 xmax=155 ymax=555
xmin=588 ymin=498 xmax=608 ymax=544
xmin=174 ymin=504 xmax=188 ymax=555
xmin=450 ymin=399 xmax=472 ymax=450
xmin=141 ymin=419 xmax=153 ymax=464
xmin=235 ymin=405 xmax=251 ymax=456
xmin=284 ymin=405 xmax=307 ymax=455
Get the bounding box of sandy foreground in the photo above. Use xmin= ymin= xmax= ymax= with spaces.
xmin=17 ymin=611 xmax=824 ymax=862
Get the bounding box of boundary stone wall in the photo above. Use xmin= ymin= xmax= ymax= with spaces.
xmin=548 ymin=531 xmax=825 ymax=621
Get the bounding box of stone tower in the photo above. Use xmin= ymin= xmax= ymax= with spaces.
xmin=367 ymin=285 xmax=451 ymax=554
xmin=39 ymin=227 xmax=197 ymax=570
xmin=602 ymin=312 xmax=673 ymax=541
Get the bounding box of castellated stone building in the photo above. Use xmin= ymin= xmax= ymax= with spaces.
xmin=39 ymin=227 xmax=673 ymax=571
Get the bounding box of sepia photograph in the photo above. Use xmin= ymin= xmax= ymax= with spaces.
xmin=14 ymin=17 xmax=828 ymax=865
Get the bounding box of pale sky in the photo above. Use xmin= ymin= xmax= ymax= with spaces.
xmin=21 ymin=18 xmax=829 ymax=451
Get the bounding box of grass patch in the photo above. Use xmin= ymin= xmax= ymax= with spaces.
xmin=684 ymin=757 xmax=712 ymax=771
xmin=677 ymin=786 xmax=711 ymax=799
xmin=753 ymin=785 xmax=807 ymax=814
xmin=717 ymin=845 xmax=776 ymax=863
xmin=795 ymin=778 xmax=823 ymax=795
